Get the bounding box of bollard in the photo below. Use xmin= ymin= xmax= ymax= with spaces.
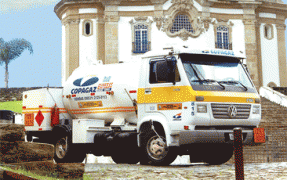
xmin=234 ymin=127 xmax=244 ymax=180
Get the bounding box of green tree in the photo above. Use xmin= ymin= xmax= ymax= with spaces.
xmin=0 ymin=38 xmax=33 ymax=88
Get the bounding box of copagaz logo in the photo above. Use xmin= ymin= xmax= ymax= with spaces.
xmin=71 ymin=76 xmax=99 ymax=94
xmin=173 ymin=113 xmax=182 ymax=121
xmin=73 ymin=76 xmax=99 ymax=87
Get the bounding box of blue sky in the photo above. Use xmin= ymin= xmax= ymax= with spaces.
xmin=0 ymin=0 xmax=61 ymax=88
xmin=0 ymin=0 xmax=287 ymax=88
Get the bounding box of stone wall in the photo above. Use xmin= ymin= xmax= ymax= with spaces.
xmin=273 ymin=87 xmax=287 ymax=96
xmin=0 ymin=124 xmax=84 ymax=179
xmin=228 ymin=97 xmax=287 ymax=164
xmin=0 ymin=87 xmax=61 ymax=102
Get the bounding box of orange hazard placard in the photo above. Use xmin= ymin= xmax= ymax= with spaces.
xmin=254 ymin=128 xmax=265 ymax=143
xmin=158 ymin=103 xmax=182 ymax=110
xmin=78 ymin=101 xmax=103 ymax=108
xmin=25 ymin=113 xmax=34 ymax=126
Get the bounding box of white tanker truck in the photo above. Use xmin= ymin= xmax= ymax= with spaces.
xmin=22 ymin=47 xmax=265 ymax=165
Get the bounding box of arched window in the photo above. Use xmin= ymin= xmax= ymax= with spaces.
xmin=134 ymin=24 xmax=149 ymax=53
xmin=82 ymin=20 xmax=93 ymax=36
xmin=85 ymin=22 xmax=91 ymax=35
xmin=170 ymin=14 xmax=193 ymax=33
xmin=216 ymin=26 xmax=230 ymax=50
xmin=264 ymin=24 xmax=273 ymax=40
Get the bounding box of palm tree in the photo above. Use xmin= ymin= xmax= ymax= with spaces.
xmin=0 ymin=38 xmax=33 ymax=88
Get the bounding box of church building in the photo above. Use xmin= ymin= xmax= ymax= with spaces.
xmin=54 ymin=0 xmax=287 ymax=89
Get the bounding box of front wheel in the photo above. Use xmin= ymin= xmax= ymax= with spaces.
xmin=140 ymin=134 xmax=177 ymax=166
xmin=54 ymin=135 xmax=86 ymax=163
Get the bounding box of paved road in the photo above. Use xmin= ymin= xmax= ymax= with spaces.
xmin=85 ymin=162 xmax=287 ymax=179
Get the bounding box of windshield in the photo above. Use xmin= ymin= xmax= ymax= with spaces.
xmin=180 ymin=54 xmax=254 ymax=92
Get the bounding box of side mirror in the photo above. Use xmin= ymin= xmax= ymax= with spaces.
xmin=155 ymin=61 xmax=169 ymax=82
xmin=155 ymin=56 xmax=177 ymax=84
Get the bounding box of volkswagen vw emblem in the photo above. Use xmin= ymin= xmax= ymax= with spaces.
xmin=228 ymin=105 xmax=237 ymax=118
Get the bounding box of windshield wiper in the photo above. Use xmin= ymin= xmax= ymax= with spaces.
xmin=187 ymin=63 xmax=225 ymax=90
xmin=189 ymin=64 xmax=203 ymax=82
xmin=192 ymin=79 xmax=225 ymax=90
xmin=218 ymin=80 xmax=248 ymax=91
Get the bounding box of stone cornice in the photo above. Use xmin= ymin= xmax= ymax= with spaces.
xmin=99 ymin=0 xmax=122 ymax=6
xmin=276 ymin=23 xmax=286 ymax=30
xmin=240 ymin=2 xmax=261 ymax=10
xmin=104 ymin=15 xmax=120 ymax=22
xmin=62 ymin=19 xmax=80 ymax=26
xmin=242 ymin=19 xmax=258 ymax=26
xmin=150 ymin=0 xmax=166 ymax=4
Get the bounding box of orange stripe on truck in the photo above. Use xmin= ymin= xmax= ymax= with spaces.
xmin=70 ymin=106 xmax=135 ymax=112
xmin=71 ymin=109 xmax=135 ymax=114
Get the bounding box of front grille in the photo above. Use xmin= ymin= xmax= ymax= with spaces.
xmin=211 ymin=103 xmax=251 ymax=119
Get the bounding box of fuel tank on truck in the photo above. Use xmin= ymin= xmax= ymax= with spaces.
xmin=62 ymin=60 xmax=140 ymax=124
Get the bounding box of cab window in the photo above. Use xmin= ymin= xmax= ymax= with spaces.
xmin=149 ymin=59 xmax=180 ymax=84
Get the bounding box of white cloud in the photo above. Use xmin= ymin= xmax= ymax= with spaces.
xmin=0 ymin=0 xmax=60 ymax=14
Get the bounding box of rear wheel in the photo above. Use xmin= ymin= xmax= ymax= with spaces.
xmin=54 ymin=135 xmax=86 ymax=163
xmin=26 ymin=134 xmax=33 ymax=142
xmin=140 ymin=133 xmax=177 ymax=166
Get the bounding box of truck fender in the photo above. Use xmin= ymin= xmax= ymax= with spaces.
xmin=137 ymin=114 xmax=172 ymax=147
xmin=51 ymin=124 xmax=72 ymax=142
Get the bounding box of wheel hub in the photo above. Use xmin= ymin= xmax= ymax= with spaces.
xmin=56 ymin=138 xmax=67 ymax=159
xmin=148 ymin=136 xmax=167 ymax=160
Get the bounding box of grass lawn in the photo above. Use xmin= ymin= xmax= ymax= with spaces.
xmin=0 ymin=101 xmax=22 ymax=113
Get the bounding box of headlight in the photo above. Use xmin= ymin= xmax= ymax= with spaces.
xmin=252 ymin=105 xmax=260 ymax=114
xmin=197 ymin=105 xmax=207 ymax=113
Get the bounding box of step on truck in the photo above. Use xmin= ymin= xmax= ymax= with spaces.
xmin=22 ymin=47 xmax=265 ymax=165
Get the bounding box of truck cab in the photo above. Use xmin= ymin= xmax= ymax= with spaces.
xmin=137 ymin=47 xmax=263 ymax=165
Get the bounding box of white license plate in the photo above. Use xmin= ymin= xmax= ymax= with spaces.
xmin=229 ymin=133 xmax=234 ymax=140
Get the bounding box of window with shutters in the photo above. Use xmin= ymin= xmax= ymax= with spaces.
xmin=216 ymin=26 xmax=231 ymax=50
xmin=130 ymin=17 xmax=152 ymax=54
xmin=214 ymin=20 xmax=233 ymax=50
xmin=133 ymin=24 xmax=149 ymax=53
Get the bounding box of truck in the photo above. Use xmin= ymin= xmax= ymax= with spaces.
xmin=22 ymin=47 xmax=265 ymax=165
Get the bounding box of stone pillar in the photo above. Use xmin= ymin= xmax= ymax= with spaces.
xmin=242 ymin=4 xmax=262 ymax=89
xmin=97 ymin=16 xmax=106 ymax=63
xmin=63 ymin=18 xmax=80 ymax=80
xmin=103 ymin=1 xmax=120 ymax=64
xmin=276 ymin=16 xmax=287 ymax=86
xmin=201 ymin=1 xmax=212 ymax=32
xmin=151 ymin=0 xmax=165 ymax=30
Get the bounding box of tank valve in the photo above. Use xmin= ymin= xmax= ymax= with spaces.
xmin=106 ymin=91 xmax=114 ymax=95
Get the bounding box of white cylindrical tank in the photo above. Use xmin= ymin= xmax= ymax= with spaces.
xmin=62 ymin=61 xmax=140 ymax=124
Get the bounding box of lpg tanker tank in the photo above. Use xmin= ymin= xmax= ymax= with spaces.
xmin=62 ymin=60 xmax=140 ymax=124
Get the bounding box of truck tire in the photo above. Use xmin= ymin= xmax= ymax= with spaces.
xmin=140 ymin=133 xmax=177 ymax=166
xmin=111 ymin=153 xmax=139 ymax=164
xmin=188 ymin=144 xmax=205 ymax=163
xmin=54 ymin=135 xmax=86 ymax=163
xmin=203 ymin=144 xmax=234 ymax=165
xmin=26 ymin=134 xmax=33 ymax=142
xmin=111 ymin=133 xmax=140 ymax=164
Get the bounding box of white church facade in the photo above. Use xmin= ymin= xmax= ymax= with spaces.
xmin=54 ymin=0 xmax=287 ymax=89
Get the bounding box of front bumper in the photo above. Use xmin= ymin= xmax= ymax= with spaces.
xmin=178 ymin=130 xmax=262 ymax=146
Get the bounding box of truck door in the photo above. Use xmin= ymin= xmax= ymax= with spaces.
xmin=141 ymin=57 xmax=186 ymax=130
